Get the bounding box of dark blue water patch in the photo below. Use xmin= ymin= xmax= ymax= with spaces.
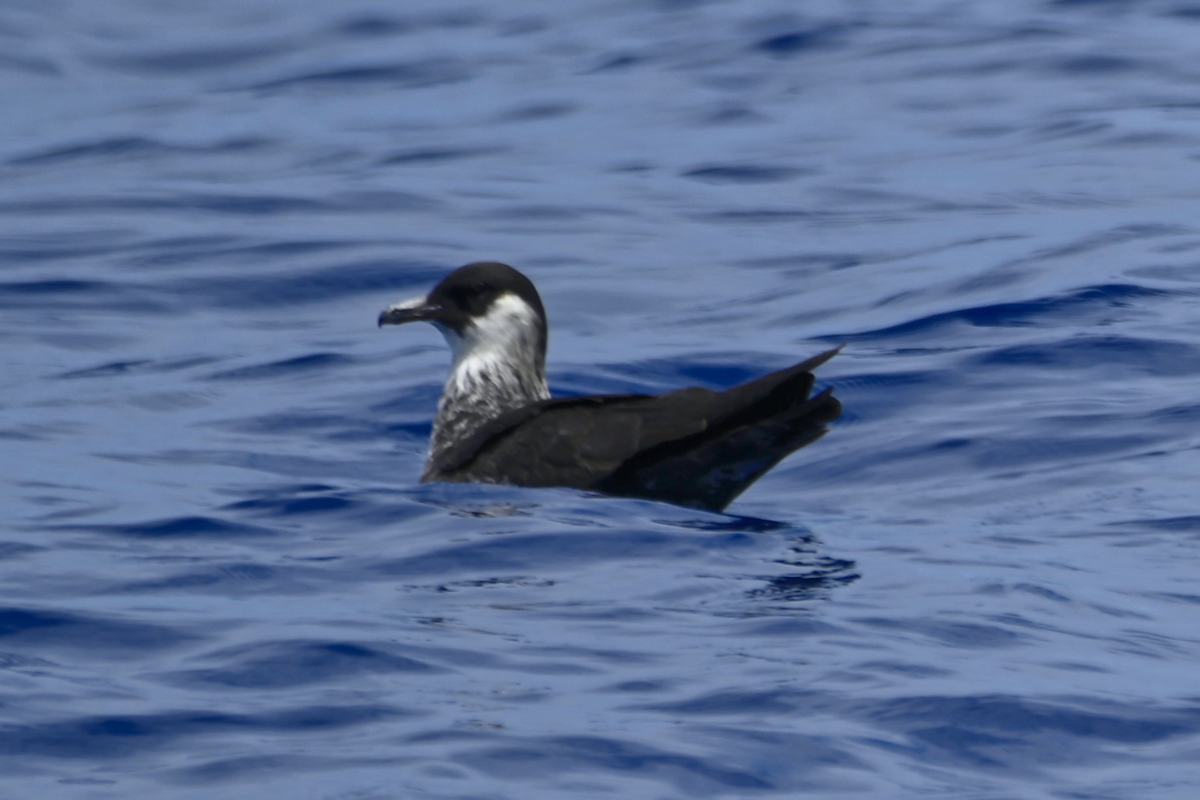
xmin=681 ymin=165 xmax=812 ymax=184
xmin=205 ymin=353 xmax=355 ymax=382
xmin=253 ymin=482 xmax=339 ymax=494
xmin=54 ymin=359 xmax=141 ymax=379
xmin=974 ymin=335 xmax=1200 ymax=376
xmin=659 ymin=515 xmax=796 ymax=534
xmin=0 ymin=427 xmax=49 ymax=441
xmin=165 ymin=640 xmax=444 ymax=690
xmin=453 ymin=735 xmax=775 ymax=791
xmin=6 ymin=136 xmax=273 ymax=166
xmin=473 ymin=203 xmax=607 ymax=221
xmin=692 ymin=208 xmax=825 ymax=223
xmin=836 ymin=284 xmax=1169 ymax=342
xmin=369 ymin=530 xmax=759 ymax=579
xmin=243 ymin=59 xmax=470 ymax=92
xmin=0 ymin=608 xmax=191 ymax=653
xmin=1050 ymin=0 xmax=1134 ymax=6
xmin=752 ymin=557 xmax=860 ymax=601
xmin=58 ymin=515 xmax=280 ymax=539
xmin=671 ymin=359 xmax=776 ymax=388
xmin=0 ymin=277 xmax=165 ymax=314
xmin=123 ymin=237 xmax=356 ymax=269
xmin=496 ymin=102 xmax=578 ymax=122
xmin=4 ymin=135 xmax=159 ymax=164
xmin=0 ymin=278 xmax=112 ymax=296
xmin=94 ymin=40 xmax=297 ymax=74
xmin=591 ymin=52 xmax=645 ymax=72
xmin=1143 ymin=592 xmax=1200 ymax=605
xmin=755 ymin=25 xmax=849 ymax=56
xmin=602 ymin=679 xmax=676 ymax=693
xmin=1142 ymin=400 xmax=1200 ymax=424
xmin=335 ymin=14 xmax=412 ymax=37
xmin=1105 ymin=131 xmax=1198 ymax=149
xmin=378 ymin=146 xmax=504 ymax=166
xmin=1107 ymin=515 xmax=1200 ymax=532
xmin=702 ymin=106 xmax=769 ymax=125
xmin=0 ymin=705 xmax=405 ymax=760
xmin=0 ymin=194 xmax=321 ymax=216
xmin=330 ymin=9 xmax=484 ymax=38
xmin=57 ymin=356 xmax=220 ymax=380
xmin=175 ymin=259 xmax=444 ymax=309
xmin=1001 ymin=583 xmax=1073 ymax=603
xmin=0 ymin=542 xmax=41 ymax=560
xmin=1049 ymin=54 xmax=1142 ymax=74
xmin=607 ymin=161 xmax=655 ymax=173
xmin=1 ymin=191 xmax=438 ymax=217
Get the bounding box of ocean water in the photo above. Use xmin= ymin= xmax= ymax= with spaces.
xmin=3 ymin=0 xmax=1200 ymax=797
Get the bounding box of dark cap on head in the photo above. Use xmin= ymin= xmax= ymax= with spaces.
xmin=378 ymin=262 xmax=547 ymax=340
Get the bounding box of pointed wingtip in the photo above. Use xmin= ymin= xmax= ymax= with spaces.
xmin=797 ymin=344 xmax=843 ymax=373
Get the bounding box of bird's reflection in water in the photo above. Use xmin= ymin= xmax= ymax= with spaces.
xmin=658 ymin=512 xmax=860 ymax=601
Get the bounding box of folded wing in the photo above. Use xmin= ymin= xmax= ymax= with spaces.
xmin=426 ymin=347 xmax=841 ymax=511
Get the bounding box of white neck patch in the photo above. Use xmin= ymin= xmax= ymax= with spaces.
xmin=439 ymin=292 xmax=544 ymax=371
xmin=426 ymin=291 xmax=550 ymax=465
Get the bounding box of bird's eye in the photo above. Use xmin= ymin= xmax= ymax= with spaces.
xmin=448 ymin=284 xmax=489 ymax=308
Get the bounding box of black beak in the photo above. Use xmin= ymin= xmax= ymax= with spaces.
xmin=378 ymin=298 xmax=442 ymax=328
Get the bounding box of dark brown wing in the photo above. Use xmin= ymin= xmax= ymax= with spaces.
xmin=427 ymin=347 xmax=841 ymax=511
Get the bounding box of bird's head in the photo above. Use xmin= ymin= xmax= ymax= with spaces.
xmin=379 ymin=261 xmax=548 ymax=368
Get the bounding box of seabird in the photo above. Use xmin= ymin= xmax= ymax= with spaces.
xmin=379 ymin=262 xmax=840 ymax=512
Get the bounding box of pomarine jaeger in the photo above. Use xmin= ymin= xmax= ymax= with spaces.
xmin=379 ymin=261 xmax=840 ymax=512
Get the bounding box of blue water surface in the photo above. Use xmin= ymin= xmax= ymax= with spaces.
xmin=4 ymin=1 xmax=1200 ymax=798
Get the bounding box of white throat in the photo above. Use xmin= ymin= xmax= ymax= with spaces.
xmin=440 ymin=293 xmax=547 ymax=392
xmin=425 ymin=292 xmax=549 ymax=475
